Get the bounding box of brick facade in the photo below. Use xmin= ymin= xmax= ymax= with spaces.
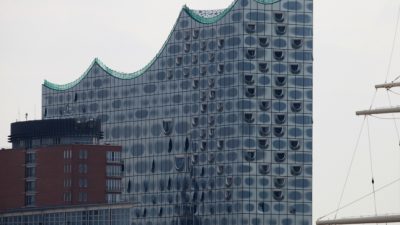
xmin=0 ymin=145 xmax=121 ymax=212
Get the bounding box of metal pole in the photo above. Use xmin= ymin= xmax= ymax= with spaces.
xmin=316 ymin=214 xmax=400 ymax=225
xmin=356 ymin=106 xmax=400 ymax=116
xmin=375 ymin=82 xmax=400 ymax=89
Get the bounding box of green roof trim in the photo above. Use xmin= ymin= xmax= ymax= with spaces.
xmin=255 ymin=0 xmax=281 ymax=4
xmin=43 ymin=0 xmax=282 ymax=91
xmin=44 ymin=15 xmax=180 ymax=91
xmin=182 ymin=0 xmax=237 ymax=25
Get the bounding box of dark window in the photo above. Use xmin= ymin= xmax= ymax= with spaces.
xmin=217 ymin=165 xmax=224 ymax=175
xmin=258 ymin=139 xmax=269 ymax=149
xmin=258 ymin=202 xmax=270 ymax=213
xmin=244 ymin=74 xmax=255 ymax=85
xmin=274 ymin=51 xmax=285 ymax=61
xmin=290 ymin=140 xmax=301 ymax=150
xmin=25 ymin=181 xmax=36 ymax=192
xmin=25 ymin=167 xmax=35 ymax=177
xmin=162 ymin=119 xmax=173 ymax=135
xmin=25 ymin=195 xmax=35 ymax=206
xmin=245 ymin=87 xmax=256 ymax=98
xmin=225 ymin=177 xmax=233 ymax=187
xmin=201 ymin=41 xmax=207 ymax=51
xmin=217 ymin=102 xmax=224 ymax=112
xmin=79 ymin=150 xmax=88 ymax=159
xmin=78 ymin=192 xmax=87 ymax=202
xmin=274 ymin=12 xmax=285 ymax=22
xmin=275 ymin=76 xmax=286 ymax=86
xmin=79 ymin=178 xmax=88 ymax=188
xmin=200 ymin=66 xmax=207 ymax=75
xmin=218 ymin=39 xmax=225 ymax=49
xmin=259 ymin=164 xmax=271 ymax=175
xmin=192 ymin=117 xmax=199 ymax=127
xmin=192 ymin=79 xmax=199 ymax=89
xmin=274 ymin=152 xmax=286 ymax=162
xmin=217 ymin=140 xmax=224 ymax=150
xmin=290 ymin=63 xmax=301 ymax=74
xmin=291 ymin=166 xmax=303 ymax=176
xmin=259 ymin=101 xmax=271 ymax=111
xmin=259 ymin=126 xmax=271 ymax=136
xmin=274 ymin=178 xmax=286 ymax=188
xmin=244 ymin=113 xmax=255 ymax=123
xmin=79 ymin=164 xmax=88 ymax=174
xmin=246 ymin=23 xmax=256 ymax=33
xmin=246 ymin=49 xmax=256 ymax=59
xmin=184 ymin=43 xmax=191 ymax=52
xmin=208 ymin=53 xmax=215 ymax=62
xmin=275 ymin=25 xmax=286 ymax=35
xmin=273 ymin=190 xmax=284 ymax=201
xmin=259 ymin=63 xmax=269 ymax=73
xmin=175 ymin=56 xmax=182 ymax=66
xmin=175 ymin=156 xmax=185 ymax=172
xmin=291 ymin=102 xmax=302 ymax=112
xmin=244 ymin=150 xmax=256 ymax=162
xmin=168 ymin=139 xmax=173 ymax=153
xmin=291 ymin=38 xmax=303 ymax=49
xmin=274 ymin=114 xmax=286 ymax=124
xmin=192 ymin=29 xmax=199 ymax=39
xmin=273 ymin=127 xmax=285 ymax=137
xmin=259 ymin=37 xmax=269 ymax=47
xmin=218 ymin=64 xmax=225 ymax=74
xmin=201 ymin=104 xmax=208 ymax=113
xmin=25 ymin=153 xmax=36 ymax=163
xmin=273 ymin=89 xmax=285 ymax=99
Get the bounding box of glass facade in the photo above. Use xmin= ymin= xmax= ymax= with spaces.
xmin=0 ymin=204 xmax=131 ymax=225
xmin=41 ymin=0 xmax=313 ymax=224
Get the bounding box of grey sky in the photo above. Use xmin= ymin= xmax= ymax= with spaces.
xmin=2 ymin=0 xmax=400 ymax=223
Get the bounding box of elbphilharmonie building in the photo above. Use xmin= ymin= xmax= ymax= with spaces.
xmin=41 ymin=0 xmax=313 ymax=224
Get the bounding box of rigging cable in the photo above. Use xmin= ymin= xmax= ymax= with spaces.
xmin=388 ymin=89 xmax=400 ymax=96
xmin=366 ymin=117 xmax=378 ymax=215
xmin=385 ymin=6 xmax=400 ymax=83
xmin=319 ymin=176 xmax=400 ymax=220
xmin=333 ymin=116 xmax=366 ymax=219
xmin=386 ymin=90 xmax=400 ymax=211
xmin=334 ymin=90 xmax=378 ymax=219
xmin=386 ymin=91 xmax=400 ymax=146
xmin=370 ymin=115 xmax=400 ymax=120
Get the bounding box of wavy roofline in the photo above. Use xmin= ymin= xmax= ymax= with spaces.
xmin=182 ymin=0 xmax=238 ymax=25
xmin=44 ymin=0 xmax=281 ymax=91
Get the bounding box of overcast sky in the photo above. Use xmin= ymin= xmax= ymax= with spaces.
xmin=2 ymin=0 xmax=400 ymax=223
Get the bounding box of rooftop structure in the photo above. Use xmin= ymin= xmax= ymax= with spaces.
xmin=9 ymin=119 xmax=103 ymax=149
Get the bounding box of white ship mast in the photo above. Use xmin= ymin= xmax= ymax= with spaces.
xmin=317 ymin=81 xmax=400 ymax=225
xmin=356 ymin=82 xmax=400 ymax=116
xmin=317 ymin=214 xmax=400 ymax=225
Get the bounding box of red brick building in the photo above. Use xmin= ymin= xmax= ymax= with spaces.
xmin=0 ymin=145 xmax=122 ymax=212
xmin=0 ymin=150 xmax=25 ymax=211
xmin=0 ymin=119 xmax=122 ymax=212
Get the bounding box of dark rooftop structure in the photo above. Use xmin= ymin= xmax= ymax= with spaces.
xmin=8 ymin=119 xmax=103 ymax=149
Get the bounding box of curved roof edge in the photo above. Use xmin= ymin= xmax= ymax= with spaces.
xmin=255 ymin=0 xmax=281 ymax=4
xmin=44 ymin=0 xmax=282 ymax=91
xmin=182 ymin=0 xmax=238 ymax=25
xmin=44 ymin=15 xmax=180 ymax=91
xmin=183 ymin=0 xmax=281 ymax=24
